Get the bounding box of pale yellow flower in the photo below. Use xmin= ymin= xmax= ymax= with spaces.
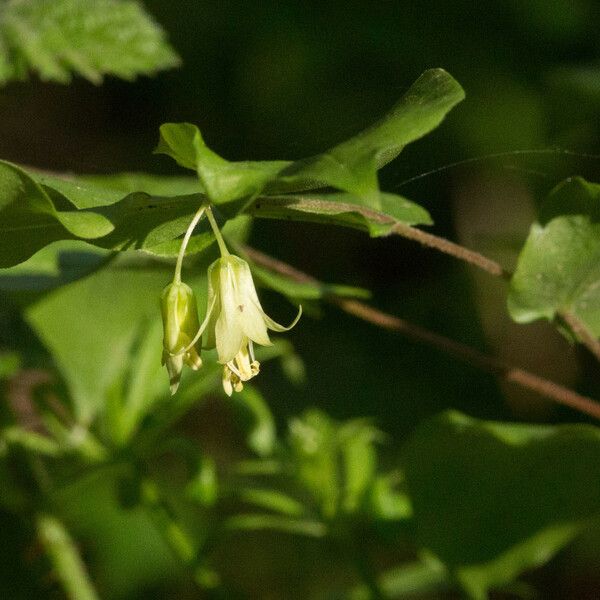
xmin=195 ymin=255 xmax=301 ymax=396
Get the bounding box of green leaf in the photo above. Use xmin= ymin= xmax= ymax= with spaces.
xmin=236 ymin=488 xmax=305 ymax=517
xmin=0 ymin=163 xmax=210 ymax=266
xmin=508 ymin=177 xmax=600 ymax=337
xmin=269 ymin=69 xmax=465 ymax=208
xmin=2 ymin=426 xmax=61 ymax=456
xmin=368 ymin=473 xmax=412 ymax=521
xmin=36 ymin=513 xmax=100 ymax=600
xmin=278 ymin=346 xmax=306 ymax=386
xmin=156 ymin=123 xmax=289 ymax=204
xmin=0 ymin=164 xmax=258 ymax=266
xmin=1 ymin=70 xmax=457 ymax=264
xmin=35 ymin=170 xmax=211 ymax=256
xmin=103 ymin=319 xmax=167 ymax=446
xmin=156 ymin=70 xmax=463 ymax=209
xmin=25 ymin=259 xmax=180 ymax=423
xmin=248 ymin=191 xmax=432 ymax=236
xmin=350 ymin=561 xmax=451 ymax=600
xmin=288 ymin=410 xmax=340 ymax=519
xmin=0 ymin=352 xmax=21 ymax=379
xmin=186 ymin=455 xmax=218 ymax=507
xmin=403 ymin=410 xmax=600 ymax=599
xmin=0 ymin=240 xmax=110 ymax=292
xmin=249 ymin=262 xmax=371 ymax=301
xmin=75 ymin=173 xmax=203 ymax=197
xmin=338 ymin=420 xmax=382 ymax=514
xmin=0 ymin=161 xmax=114 ymax=267
xmin=229 ymin=385 xmax=277 ymax=457
xmin=224 ymin=514 xmax=326 ymax=538
xmin=0 ymin=0 xmax=180 ymax=85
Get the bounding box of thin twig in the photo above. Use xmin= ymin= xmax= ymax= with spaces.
xmin=389 ymin=222 xmax=510 ymax=279
xmin=335 ymin=299 xmax=600 ymax=420
xmin=242 ymin=245 xmax=600 ymax=421
xmin=254 ymin=205 xmax=600 ymax=363
xmin=388 ymin=224 xmax=600 ymax=364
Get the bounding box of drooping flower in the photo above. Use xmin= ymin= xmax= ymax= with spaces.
xmin=160 ymin=281 xmax=203 ymax=395
xmin=198 ymin=255 xmax=301 ymax=396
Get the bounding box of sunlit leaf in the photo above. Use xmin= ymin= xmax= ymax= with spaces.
xmin=236 ymin=488 xmax=305 ymax=518
xmin=156 ymin=122 xmax=289 ymax=204
xmin=0 ymin=352 xmax=21 ymax=379
xmin=270 ymin=69 xmax=465 ymax=208
xmin=186 ymin=456 xmax=218 ymax=507
xmin=338 ymin=419 xmax=382 ymax=513
xmin=25 ymin=259 xmax=184 ymax=423
xmin=509 ymin=177 xmax=600 ymax=338
xmin=288 ymin=410 xmax=340 ymax=519
xmin=350 ymin=561 xmax=451 ymax=600
xmin=225 ymin=514 xmax=326 ymax=538
xmin=368 ymin=473 xmax=412 ymax=521
xmin=0 ymin=161 xmax=114 ymax=267
xmin=0 ymin=163 xmax=256 ymax=267
xmin=156 ymin=69 xmax=463 ymax=209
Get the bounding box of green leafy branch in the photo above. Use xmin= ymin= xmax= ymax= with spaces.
xmin=1 ymin=67 xmax=598 ymax=405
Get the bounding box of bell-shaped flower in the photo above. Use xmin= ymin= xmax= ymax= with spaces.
xmin=189 ymin=255 xmax=301 ymax=396
xmin=160 ymin=281 xmax=203 ymax=395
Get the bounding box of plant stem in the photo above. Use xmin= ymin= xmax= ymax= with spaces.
xmin=173 ymin=204 xmax=207 ymax=284
xmin=335 ymin=298 xmax=600 ymax=420
xmin=389 ymin=222 xmax=510 ymax=279
xmin=390 ymin=224 xmax=600 ymax=363
xmin=36 ymin=513 xmax=99 ymax=600
xmin=205 ymin=206 xmax=230 ymax=257
xmin=241 ymin=245 xmax=600 ymax=421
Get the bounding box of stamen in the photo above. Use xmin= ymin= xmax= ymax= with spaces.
xmin=227 ymin=360 xmax=243 ymax=379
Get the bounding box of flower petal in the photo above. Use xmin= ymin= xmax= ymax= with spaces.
xmin=225 ymin=256 xmax=271 ymax=345
xmin=240 ymin=299 xmax=271 ymax=345
xmin=215 ymin=313 xmax=244 ymax=363
xmin=215 ymin=261 xmax=244 ymax=362
xmin=261 ymin=303 xmax=302 ymax=332
xmin=203 ymin=260 xmax=221 ymax=349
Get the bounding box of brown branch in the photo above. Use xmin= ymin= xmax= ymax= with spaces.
xmin=242 ymin=245 xmax=600 ymax=421
xmin=389 ymin=222 xmax=510 ymax=279
xmin=387 ymin=224 xmax=600 ymax=364
xmin=335 ymin=299 xmax=600 ymax=420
